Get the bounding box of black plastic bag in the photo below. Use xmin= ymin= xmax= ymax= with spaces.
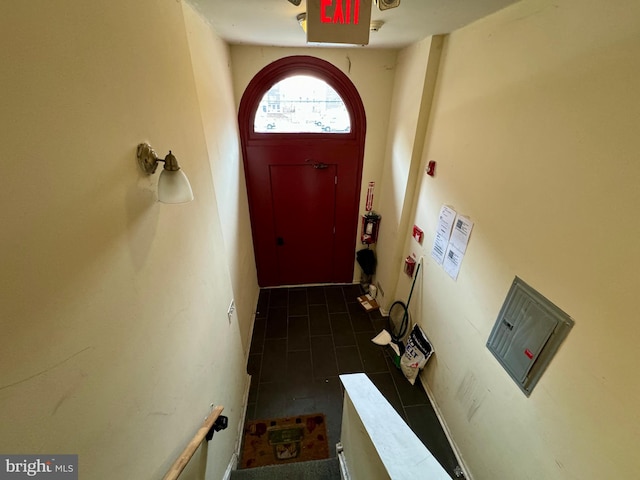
xmin=356 ymin=249 xmax=376 ymax=275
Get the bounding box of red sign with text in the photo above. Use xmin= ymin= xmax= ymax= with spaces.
xmin=307 ymin=0 xmax=372 ymax=45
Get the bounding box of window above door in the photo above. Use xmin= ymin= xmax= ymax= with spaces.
xmin=254 ymin=75 xmax=351 ymax=134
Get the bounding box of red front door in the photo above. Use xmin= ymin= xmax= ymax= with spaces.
xmin=244 ymin=139 xmax=361 ymax=286
xmin=239 ymin=56 xmax=366 ymax=287
xmin=271 ymin=162 xmax=336 ymax=284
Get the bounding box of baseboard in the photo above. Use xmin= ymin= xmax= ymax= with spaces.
xmin=419 ymin=376 xmax=474 ymax=480
xmin=244 ymin=289 xmax=261 ymax=365
xmin=235 ymin=373 xmax=252 ymax=455
xmin=221 ymin=452 xmax=238 ymax=480
xmin=223 ymin=374 xmax=250 ymax=480
xmin=336 ymin=442 xmax=351 ymax=480
xmin=238 ymin=290 xmax=257 ymax=448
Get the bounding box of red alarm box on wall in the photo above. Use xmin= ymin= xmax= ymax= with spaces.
xmin=404 ymin=256 xmax=417 ymax=277
xmin=361 ymin=212 xmax=381 ymax=244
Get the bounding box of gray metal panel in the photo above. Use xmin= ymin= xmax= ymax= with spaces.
xmin=501 ymin=301 xmax=557 ymax=381
xmin=487 ymin=277 xmax=574 ymax=396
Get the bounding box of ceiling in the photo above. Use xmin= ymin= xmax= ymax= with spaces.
xmin=187 ymin=0 xmax=518 ymax=49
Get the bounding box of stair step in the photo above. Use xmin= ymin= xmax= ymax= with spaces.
xmin=230 ymin=457 xmax=341 ymax=480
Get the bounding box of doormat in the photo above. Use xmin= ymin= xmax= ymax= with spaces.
xmin=240 ymin=413 xmax=329 ymax=469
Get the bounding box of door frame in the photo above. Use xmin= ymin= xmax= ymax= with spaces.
xmin=238 ymin=55 xmax=367 ymax=286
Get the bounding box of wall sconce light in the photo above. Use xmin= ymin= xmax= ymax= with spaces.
xmin=137 ymin=143 xmax=194 ymax=204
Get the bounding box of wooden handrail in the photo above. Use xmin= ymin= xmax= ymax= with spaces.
xmin=162 ymin=405 xmax=225 ymax=480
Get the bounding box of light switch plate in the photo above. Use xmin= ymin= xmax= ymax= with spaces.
xmin=227 ymin=300 xmax=235 ymax=324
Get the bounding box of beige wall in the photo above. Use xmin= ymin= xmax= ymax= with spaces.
xmin=229 ymin=46 xmax=397 ymax=283
xmin=0 ymin=1 xmax=252 ymax=479
xmin=374 ymin=36 xmax=443 ymax=310
xmin=398 ymin=0 xmax=640 ymax=478
xmin=184 ymin=5 xmax=259 ymax=354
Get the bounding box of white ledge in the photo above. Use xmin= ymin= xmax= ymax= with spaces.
xmin=340 ymin=373 xmax=451 ymax=480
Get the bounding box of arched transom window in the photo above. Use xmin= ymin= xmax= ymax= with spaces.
xmin=254 ymin=75 xmax=351 ymax=133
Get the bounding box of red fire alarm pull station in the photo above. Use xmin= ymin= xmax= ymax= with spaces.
xmin=412 ymin=225 xmax=424 ymax=244
xmin=426 ymin=160 xmax=436 ymax=177
xmin=361 ymin=212 xmax=381 ymax=244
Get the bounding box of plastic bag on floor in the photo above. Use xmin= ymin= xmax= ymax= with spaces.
xmin=400 ymin=324 xmax=433 ymax=385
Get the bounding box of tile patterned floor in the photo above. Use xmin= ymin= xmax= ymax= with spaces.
xmin=244 ymin=284 xmax=461 ymax=477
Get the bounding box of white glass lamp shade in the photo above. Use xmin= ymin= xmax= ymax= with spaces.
xmin=157 ymin=168 xmax=194 ymax=204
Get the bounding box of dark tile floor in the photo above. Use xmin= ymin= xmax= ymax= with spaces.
xmin=244 ymin=284 xmax=461 ymax=478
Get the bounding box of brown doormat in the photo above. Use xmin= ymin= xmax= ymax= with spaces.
xmin=240 ymin=413 xmax=329 ymax=469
